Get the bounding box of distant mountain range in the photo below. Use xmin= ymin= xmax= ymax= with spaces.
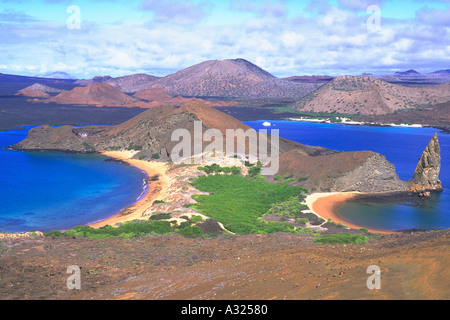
xmin=3 ymin=59 xmax=450 ymax=118
xmin=370 ymin=69 xmax=450 ymax=86
xmin=431 ymin=69 xmax=450 ymax=74
xmin=394 ymin=69 xmax=420 ymax=76
xmin=74 ymin=74 xmax=161 ymax=92
xmin=78 ymin=59 xmax=320 ymax=99
xmin=37 ymin=72 xmax=77 ymax=80
xmin=21 ymin=81 xmax=238 ymax=108
xmin=3 ymin=60 xmax=450 ymax=100
xmin=46 ymin=82 xmax=136 ymax=107
xmin=16 ymin=82 xmax=68 ymax=99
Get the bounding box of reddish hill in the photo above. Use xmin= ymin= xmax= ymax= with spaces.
xmin=106 ymin=74 xmax=160 ymax=93
xmin=358 ymin=101 xmax=450 ymax=131
xmin=295 ymin=76 xmax=450 ymax=115
xmin=133 ymin=87 xmax=173 ymax=101
xmin=133 ymin=87 xmax=239 ymax=107
xmin=144 ymin=59 xmax=319 ymax=99
xmin=277 ymin=149 xmax=406 ymax=192
xmin=15 ymin=89 xmax=50 ymax=99
xmin=46 ymin=83 xmax=136 ymax=107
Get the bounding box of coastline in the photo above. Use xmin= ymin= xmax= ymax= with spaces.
xmin=288 ymin=117 xmax=424 ymax=128
xmin=305 ymin=192 xmax=397 ymax=235
xmin=88 ymin=151 xmax=169 ymax=229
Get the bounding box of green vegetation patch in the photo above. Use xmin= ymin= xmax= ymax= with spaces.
xmin=44 ymin=218 xmax=217 ymax=240
xmin=313 ymin=233 xmax=369 ymax=245
xmin=190 ymin=174 xmax=305 ymax=234
xmin=198 ymin=164 xmax=241 ymax=175
xmin=82 ymin=142 xmax=96 ymax=152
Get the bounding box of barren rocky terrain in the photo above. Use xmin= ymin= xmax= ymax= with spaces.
xmin=295 ymin=76 xmax=450 ymax=115
xmin=0 ymin=230 xmax=448 ymax=300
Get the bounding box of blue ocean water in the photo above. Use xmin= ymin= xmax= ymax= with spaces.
xmin=2 ymin=122 xmax=449 ymax=233
xmin=245 ymin=120 xmax=450 ymax=231
xmin=0 ymin=128 xmax=147 ymax=233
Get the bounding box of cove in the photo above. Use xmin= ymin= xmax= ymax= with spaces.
xmin=0 ymin=127 xmax=146 ymax=233
xmin=245 ymin=120 xmax=450 ymax=231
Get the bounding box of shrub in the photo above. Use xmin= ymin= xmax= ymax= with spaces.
xmin=248 ymin=165 xmax=261 ymax=177
xmin=295 ymin=218 xmax=309 ymax=225
xmin=126 ymin=144 xmax=142 ymax=151
xmin=44 ymin=230 xmax=62 ymax=237
xmin=82 ymin=142 xmax=96 ymax=151
xmin=150 ymin=213 xmax=172 ymax=220
xmin=179 ymin=221 xmax=191 ymax=229
xmin=190 ymin=215 xmax=203 ymax=223
xmin=176 ymin=225 xmax=204 ymax=238
xmin=230 ymin=166 xmax=241 ymax=175
xmin=152 ymin=153 xmax=160 ymax=159
xmin=313 ymin=233 xmax=369 ymax=245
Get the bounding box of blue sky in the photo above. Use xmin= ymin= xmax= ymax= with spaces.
xmin=0 ymin=0 xmax=449 ymax=78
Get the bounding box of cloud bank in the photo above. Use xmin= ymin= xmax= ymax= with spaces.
xmin=0 ymin=0 xmax=448 ymax=78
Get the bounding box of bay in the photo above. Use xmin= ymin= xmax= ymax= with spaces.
xmin=0 ymin=127 xmax=146 ymax=233
xmin=245 ymin=120 xmax=450 ymax=231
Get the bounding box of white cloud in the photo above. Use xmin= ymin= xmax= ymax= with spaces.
xmin=0 ymin=0 xmax=448 ymax=78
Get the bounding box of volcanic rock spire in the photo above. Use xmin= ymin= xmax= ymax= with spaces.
xmin=412 ymin=133 xmax=443 ymax=191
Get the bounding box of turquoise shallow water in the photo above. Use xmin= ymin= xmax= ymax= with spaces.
xmin=0 ymin=127 xmax=147 ymax=233
xmin=245 ymin=120 xmax=450 ymax=231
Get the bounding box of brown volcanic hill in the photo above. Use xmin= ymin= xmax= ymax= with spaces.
xmin=277 ymin=149 xmax=407 ymax=193
xmin=358 ymin=101 xmax=450 ymax=131
xmin=46 ymin=83 xmax=136 ymax=107
xmin=106 ymin=74 xmax=160 ymax=93
xmin=14 ymin=100 xmax=328 ymax=157
xmin=294 ymin=76 xmax=450 ymax=115
xmin=143 ymin=59 xmax=320 ymax=99
xmin=100 ymin=100 xmax=323 ymax=157
xmin=14 ymin=100 xmax=407 ymax=193
xmin=133 ymin=87 xmax=173 ymax=101
xmin=15 ymin=89 xmax=50 ymax=98
xmin=18 ymin=83 xmax=65 ymax=94
xmin=133 ymin=87 xmax=239 ymax=107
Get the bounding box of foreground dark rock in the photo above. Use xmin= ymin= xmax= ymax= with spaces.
xmin=412 ymin=133 xmax=442 ymax=191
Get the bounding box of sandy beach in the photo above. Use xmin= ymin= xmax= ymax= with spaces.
xmin=89 ymin=151 xmax=169 ymax=229
xmin=306 ymin=192 xmax=396 ymax=234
